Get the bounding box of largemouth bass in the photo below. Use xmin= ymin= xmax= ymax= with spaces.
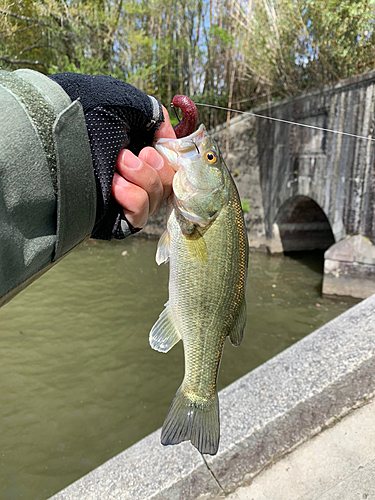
xmin=150 ymin=124 xmax=249 ymax=455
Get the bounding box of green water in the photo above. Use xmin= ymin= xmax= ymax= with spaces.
xmin=0 ymin=238 xmax=357 ymax=500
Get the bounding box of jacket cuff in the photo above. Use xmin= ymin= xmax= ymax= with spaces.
xmin=14 ymin=70 xmax=96 ymax=259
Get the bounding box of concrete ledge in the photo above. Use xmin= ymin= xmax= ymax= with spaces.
xmin=49 ymin=294 xmax=375 ymax=500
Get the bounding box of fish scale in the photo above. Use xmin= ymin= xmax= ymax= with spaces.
xmin=150 ymin=124 xmax=249 ymax=455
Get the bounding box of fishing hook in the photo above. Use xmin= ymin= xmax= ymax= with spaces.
xmin=192 ymin=140 xmax=200 ymax=154
xmin=171 ymin=103 xmax=181 ymax=123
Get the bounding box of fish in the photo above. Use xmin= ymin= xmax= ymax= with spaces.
xmin=150 ymin=124 xmax=249 ymax=455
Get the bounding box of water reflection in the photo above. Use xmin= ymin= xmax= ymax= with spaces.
xmin=0 ymin=239 xmax=356 ymax=499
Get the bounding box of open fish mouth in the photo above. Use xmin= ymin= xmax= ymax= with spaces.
xmin=174 ymin=124 xmax=207 ymax=154
xmin=155 ymin=125 xmax=208 ymax=172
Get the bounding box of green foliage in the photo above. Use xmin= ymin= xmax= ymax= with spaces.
xmin=241 ymin=0 xmax=375 ymax=98
xmin=1 ymin=0 xmax=375 ymax=126
xmin=210 ymin=25 xmax=234 ymax=47
xmin=241 ymin=199 xmax=252 ymax=212
xmin=193 ymin=91 xmax=231 ymax=131
xmin=300 ymin=0 xmax=375 ymax=84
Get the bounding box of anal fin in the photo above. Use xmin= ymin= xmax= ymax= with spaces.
xmin=150 ymin=302 xmax=181 ymax=353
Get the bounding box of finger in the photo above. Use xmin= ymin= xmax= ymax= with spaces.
xmin=138 ymin=147 xmax=174 ymax=202
xmin=154 ymin=105 xmax=177 ymax=140
xmin=111 ymin=173 xmax=149 ymax=228
xmin=116 ymin=149 xmax=164 ymax=217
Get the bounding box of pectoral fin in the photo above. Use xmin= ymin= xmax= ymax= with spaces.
xmin=156 ymin=229 xmax=170 ymax=265
xmin=150 ymin=302 xmax=182 ymax=352
xmin=229 ymin=299 xmax=247 ymax=347
xmin=185 ymin=228 xmax=207 ymax=263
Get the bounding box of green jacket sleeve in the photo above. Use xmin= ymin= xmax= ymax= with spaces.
xmin=0 ymin=69 xmax=96 ymax=308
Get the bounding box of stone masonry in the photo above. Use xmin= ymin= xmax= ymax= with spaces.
xmin=145 ymin=71 xmax=375 ymax=296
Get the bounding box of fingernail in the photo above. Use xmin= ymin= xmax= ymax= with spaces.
xmin=124 ymin=150 xmax=142 ymax=169
xmin=146 ymin=150 xmax=164 ymax=170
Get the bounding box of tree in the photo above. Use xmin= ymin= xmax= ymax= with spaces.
xmin=0 ymin=0 xmax=125 ymax=75
xmin=1 ymin=0 xmax=375 ymax=126
xmin=236 ymin=0 xmax=375 ymax=101
xmin=301 ymin=0 xmax=375 ymax=86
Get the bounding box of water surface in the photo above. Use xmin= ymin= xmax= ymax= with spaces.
xmin=0 ymin=239 xmax=356 ymax=500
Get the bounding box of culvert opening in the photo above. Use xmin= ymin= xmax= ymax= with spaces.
xmin=275 ymin=196 xmax=335 ymax=253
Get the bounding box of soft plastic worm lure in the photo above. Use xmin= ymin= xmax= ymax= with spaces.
xmin=172 ymin=95 xmax=198 ymax=138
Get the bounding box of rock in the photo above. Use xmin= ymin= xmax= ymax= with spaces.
xmin=323 ymin=235 xmax=375 ymax=299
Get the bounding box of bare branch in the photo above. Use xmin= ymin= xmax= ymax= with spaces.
xmin=0 ymin=55 xmax=46 ymax=67
xmin=0 ymin=9 xmax=41 ymax=24
xmin=1 ymin=24 xmax=41 ymax=37
xmin=0 ymin=8 xmax=53 ymax=28
xmin=19 ymin=44 xmax=51 ymax=55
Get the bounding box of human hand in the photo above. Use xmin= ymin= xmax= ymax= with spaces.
xmin=48 ymin=73 xmax=175 ymax=239
xmin=111 ymin=106 xmax=176 ymax=229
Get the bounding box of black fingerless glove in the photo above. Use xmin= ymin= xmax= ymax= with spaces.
xmin=48 ymin=73 xmax=164 ymax=240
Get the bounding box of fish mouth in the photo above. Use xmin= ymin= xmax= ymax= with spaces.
xmin=175 ymin=125 xmax=207 ymax=155
xmin=154 ymin=125 xmax=208 ymax=172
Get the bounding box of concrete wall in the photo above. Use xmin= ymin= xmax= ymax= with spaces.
xmin=210 ymin=71 xmax=375 ymax=252
xmin=145 ymin=71 xmax=375 ymax=295
xmin=259 ymin=72 xmax=375 ymax=248
xmin=147 ymin=71 xmax=375 ymax=254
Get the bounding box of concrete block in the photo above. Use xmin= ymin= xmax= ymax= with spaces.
xmin=323 ymin=235 xmax=375 ymax=299
xmin=266 ymin=223 xmax=283 ymax=254
xmin=325 ymin=234 xmax=375 ymax=264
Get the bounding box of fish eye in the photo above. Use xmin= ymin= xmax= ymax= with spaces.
xmin=205 ymin=151 xmax=218 ymax=164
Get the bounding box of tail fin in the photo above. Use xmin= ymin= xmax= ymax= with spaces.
xmin=161 ymin=386 xmax=220 ymax=455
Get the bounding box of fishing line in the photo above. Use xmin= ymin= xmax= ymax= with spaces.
xmin=194 ymin=102 xmax=375 ymax=142
xmin=200 ymin=452 xmax=227 ymax=494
